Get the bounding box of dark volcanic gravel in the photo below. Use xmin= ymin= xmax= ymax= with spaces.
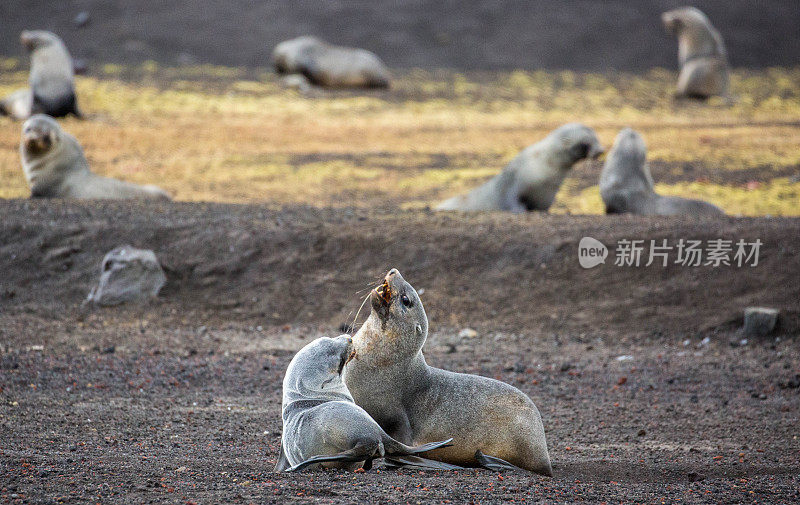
xmin=0 ymin=200 xmax=798 ymax=504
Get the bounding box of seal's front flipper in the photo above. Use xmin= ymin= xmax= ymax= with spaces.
xmin=383 ymin=455 xmax=462 ymax=471
xmin=405 ymin=438 xmax=453 ymax=454
xmin=274 ymin=444 xmax=290 ymax=472
xmin=474 ymin=450 xmax=524 ymax=472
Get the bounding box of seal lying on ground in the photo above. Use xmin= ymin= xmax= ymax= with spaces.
xmin=0 ymin=89 xmax=33 ymax=121
xmin=0 ymin=31 xmax=82 ymax=119
xmin=275 ymin=335 xmax=455 ymax=472
xmin=436 ymin=123 xmax=604 ymax=212
xmin=599 ymin=128 xmax=723 ymax=216
xmin=343 ymin=269 xmax=553 ymax=475
xmin=662 ymin=7 xmax=729 ymax=99
xmin=272 ymin=36 xmax=390 ymax=88
xmin=20 ymin=115 xmax=170 ymax=200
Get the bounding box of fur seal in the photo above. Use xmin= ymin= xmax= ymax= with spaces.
xmin=436 ymin=123 xmax=604 ymax=212
xmin=343 ymin=269 xmax=553 ymax=475
xmin=0 ymin=89 xmax=33 ymax=121
xmin=272 ymin=36 xmax=390 ymax=88
xmin=1 ymin=31 xmax=81 ymax=119
xmin=275 ymin=335 xmax=455 ymax=472
xmin=662 ymin=7 xmax=729 ymax=99
xmin=599 ymin=128 xmax=724 ymax=216
xmin=20 ymin=115 xmax=170 ymax=200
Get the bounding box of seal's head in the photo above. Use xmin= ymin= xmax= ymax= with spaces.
xmin=550 ymin=123 xmax=605 ymax=166
xmin=601 ymin=127 xmax=654 ymax=195
xmin=609 ymin=127 xmax=647 ymax=166
xmin=368 ymin=269 xmax=428 ymax=353
xmin=20 ymin=30 xmax=60 ymax=52
xmin=272 ymin=36 xmax=323 ymax=74
xmin=662 ymin=7 xmax=708 ymax=35
xmin=21 ymin=114 xmax=60 ymax=156
xmin=283 ymin=335 xmax=354 ymax=405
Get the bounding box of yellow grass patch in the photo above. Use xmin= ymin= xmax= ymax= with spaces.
xmin=1 ymin=63 xmax=798 ymax=215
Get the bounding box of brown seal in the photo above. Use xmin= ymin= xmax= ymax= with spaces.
xmin=272 ymin=36 xmax=390 ymax=88
xmin=20 ymin=115 xmax=170 ymax=200
xmin=662 ymin=7 xmax=729 ymax=99
xmin=344 ymin=269 xmax=553 ymax=475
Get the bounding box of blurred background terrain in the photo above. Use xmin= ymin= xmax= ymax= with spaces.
xmin=1 ymin=0 xmax=799 ymax=70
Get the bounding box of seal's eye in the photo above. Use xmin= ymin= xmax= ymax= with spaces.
xmin=401 ymin=294 xmax=413 ymax=308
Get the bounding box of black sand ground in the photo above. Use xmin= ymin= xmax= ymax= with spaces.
xmin=0 ymin=200 xmax=798 ymax=504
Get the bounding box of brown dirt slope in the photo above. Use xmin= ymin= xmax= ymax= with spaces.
xmin=0 ymin=200 xmax=798 ymax=339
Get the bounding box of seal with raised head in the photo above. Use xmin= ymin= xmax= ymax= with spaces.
xmin=272 ymin=36 xmax=390 ymax=88
xmin=599 ymin=128 xmax=723 ymax=216
xmin=275 ymin=335 xmax=455 ymax=472
xmin=20 ymin=115 xmax=170 ymax=200
xmin=343 ymin=269 xmax=553 ymax=475
xmin=662 ymin=7 xmax=729 ymax=99
xmin=436 ymin=123 xmax=604 ymax=212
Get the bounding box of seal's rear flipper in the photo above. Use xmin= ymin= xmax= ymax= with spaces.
xmin=383 ymin=455 xmax=462 ymax=471
xmin=405 ymin=438 xmax=453 ymax=454
xmin=474 ymin=450 xmax=524 ymax=472
xmin=273 ymin=444 xmax=290 ymax=472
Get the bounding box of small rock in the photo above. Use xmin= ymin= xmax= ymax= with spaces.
xmin=779 ymin=375 xmax=800 ymax=389
xmin=177 ymin=52 xmax=197 ymax=65
xmin=176 ymin=466 xmax=188 ymax=473
xmin=743 ymin=307 xmax=779 ymax=337
xmin=559 ymin=363 xmax=572 ymax=373
xmin=698 ymin=336 xmax=710 ymax=347
xmin=87 ymin=246 xmax=166 ymax=306
xmin=687 ymin=471 xmax=704 ymax=482
xmin=74 ymin=11 xmax=91 ymax=27
xmin=637 ymin=429 xmax=646 ymax=437
xmin=102 ymin=346 xmax=115 ymax=354
xmin=615 ymin=355 xmax=634 ymax=362
xmin=617 ymin=376 xmax=627 ymax=386
xmin=458 ymin=328 xmax=478 ymax=339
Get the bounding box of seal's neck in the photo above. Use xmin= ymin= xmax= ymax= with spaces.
xmin=351 ymin=315 xmax=426 ymax=370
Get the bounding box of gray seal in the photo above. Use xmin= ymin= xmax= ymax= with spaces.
xmin=343 ymin=269 xmax=553 ymax=475
xmin=272 ymin=36 xmax=390 ymax=88
xmin=276 ymin=335 xmax=455 ymax=472
xmin=662 ymin=7 xmax=729 ymax=99
xmin=436 ymin=123 xmax=604 ymax=212
xmin=20 ymin=115 xmax=170 ymax=200
xmin=599 ymin=128 xmax=724 ymax=216
xmin=0 ymin=89 xmax=33 ymax=120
